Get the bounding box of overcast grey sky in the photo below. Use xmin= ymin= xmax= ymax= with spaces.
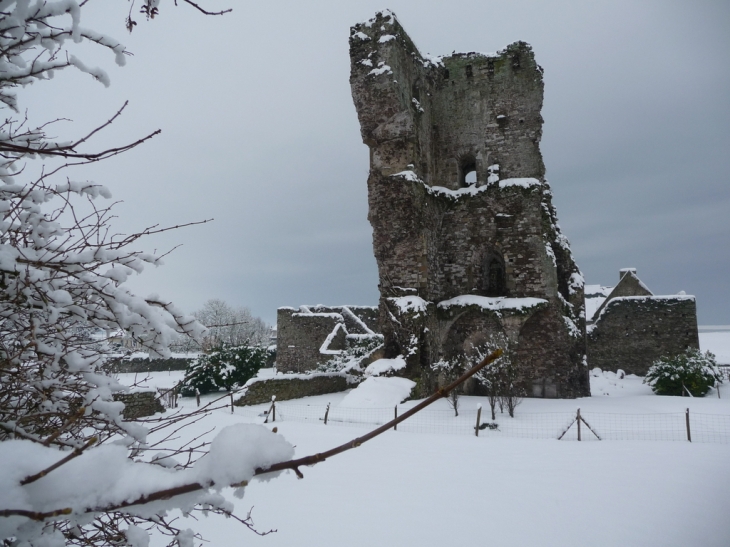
xmin=22 ymin=0 xmax=730 ymax=325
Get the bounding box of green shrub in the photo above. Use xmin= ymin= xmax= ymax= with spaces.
xmin=644 ymin=348 xmax=722 ymax=397
xmin=180 ymin=344 xmax=268 ymax=396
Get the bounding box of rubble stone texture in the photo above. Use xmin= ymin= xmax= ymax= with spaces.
xmin=586 ymin=270 xmax=700 ymax=375
xmin=113 ymin=391 xmax=165 ymax=420
xmin=277 ymin=305 xmax=380 ymax=373
xmin=349 ymin=11 xmax=590 ymax=398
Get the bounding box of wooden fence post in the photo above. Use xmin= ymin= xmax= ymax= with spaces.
xmin=230 ymin=392 xmax=234 ymax=413
xmin=264 ymin=396 xmax=276 ymax=424
xmin=475 ymin=405 xmax=482 ymax=437
xmin=394 ymin=405 xmax=398 ymax=431
xmin=577 ymin=408 xmax=581 ymax=441
xmin=195 ymin=389 xmax=200 ymax=408
xmin=685 ymin=408 xmax=691 ymax=442
xmin=324 ymin=403 xmax=330 ymax=425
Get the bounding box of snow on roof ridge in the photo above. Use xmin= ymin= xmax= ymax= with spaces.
xmin=591 ymin=294 xmax=695 ymax=324
xmin=610 ymin=294 xmax=695 ymax=301
xmin=584 ymin=284 xmax=613 ymax=297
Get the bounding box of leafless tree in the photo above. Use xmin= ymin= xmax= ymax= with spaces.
xmin=193 ymin=299 xmax=270 ymax=350
xmin=430 ymin=358 xmax=464 ymax=416
xmin=473 ymin=333 xmax=523 ymax=418
xmin=0 ymin=3 xmax=303 ymax=547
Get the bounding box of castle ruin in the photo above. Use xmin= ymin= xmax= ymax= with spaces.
xmin=347 ymin=11 xmax=589 ymax=398
xmin=274 ymin=11 xmax=700 ymax=398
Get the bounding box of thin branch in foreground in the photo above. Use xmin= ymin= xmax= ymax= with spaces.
xmin=253 ymin=348 xmax=504 ymax=478
xmin=2 ymin=350 xmax=503 ymax=522
xmin=21 ymin=437 xmax=98 ymax=485
xmin=0 ymin=508 xmax=72 ymax=521
xmin=77 ymin=349 xmax=504 ymax=515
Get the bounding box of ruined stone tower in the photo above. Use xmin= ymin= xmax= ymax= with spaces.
xmin=349 ymin=11 xmax=590 ymax=398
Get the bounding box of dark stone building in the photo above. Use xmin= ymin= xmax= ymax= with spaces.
xmin=347 ymin=11 xmax=589 ymax=398
xmin=586 ymin=269 xmax=699 ymax=375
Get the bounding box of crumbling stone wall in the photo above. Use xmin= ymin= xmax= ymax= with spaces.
xmin=113 ymin=391 xmax=165 ymax=420
xmin=276 ymin=305 xmax=381 ymax=373
xmin=104 ymin=356 xmax=192 ymax=374
xmin=587 ymin=296 xmax=700 ymax=376
xmin=348 ymin=11 xmax=589 ymax=398
xmin=235 ymin=374 xmax=355 ymax=406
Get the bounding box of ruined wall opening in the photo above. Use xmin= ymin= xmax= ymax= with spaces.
xmin=484 ymin=252 xmax=507 ymax=297
xmin=459 ymin=156 xmax=477 ymax=186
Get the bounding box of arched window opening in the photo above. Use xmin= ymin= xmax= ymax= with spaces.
xmin=459 ymin=156 xmax=477 ymax=187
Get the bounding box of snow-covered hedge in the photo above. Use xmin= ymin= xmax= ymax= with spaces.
xmin=180 ymin=345 xmax=270 ymax=396
xmin=644 ymin=348 xmax=722 ymax=397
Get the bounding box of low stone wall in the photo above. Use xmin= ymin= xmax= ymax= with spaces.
xmin=276 ymin=305 xmax=380 ymax=374
xmin=235 ymin=374 xmax=355 ymax=406
xmin=113 ymin=391 xmax=166 ymax=420
xmin=105 ymin=357 xmax=193 ymax=374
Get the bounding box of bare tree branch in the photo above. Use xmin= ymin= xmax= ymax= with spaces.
xmin=21 ymin=437 xmax=98 ymax=485
xmin=178 ymin=0 xmax=232 ymax=16
xmin=17 ymin=348 xmax=503 ymax=518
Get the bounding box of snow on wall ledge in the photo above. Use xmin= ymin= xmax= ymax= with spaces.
xmin=388 ymin=295 xmax=429 ymax=314
xmin=438 ymin=295 xmax=548 ymax=312
xmin=390 ymin=170 xmax=541 ymax=200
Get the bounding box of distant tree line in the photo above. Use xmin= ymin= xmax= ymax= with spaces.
xmin=170 ymin=299 xmax=271 ymax=353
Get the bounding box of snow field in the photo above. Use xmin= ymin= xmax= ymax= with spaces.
xmin=120 ymin=366 xmax=730 ymax=547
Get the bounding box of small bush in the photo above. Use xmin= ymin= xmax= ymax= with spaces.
xmin=644 ymin=348 xmax=722 ymax=397
xmin=180 ymin=344 xmax=268 ymax=396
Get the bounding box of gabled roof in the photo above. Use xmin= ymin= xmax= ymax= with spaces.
xmin=591 ymin=269 xmax=653 ymax=321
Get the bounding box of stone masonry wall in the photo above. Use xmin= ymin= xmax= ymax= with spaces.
xmin=113 ymin=391 xmax=165 ymax=420
xmin=586 ymin=296 xmax=700 ymax=375
xmin=235 ymin=375 xmax=353 ymax=406
xmin=104 ymin=356 xmax=192 ymax=374
xmin=276 ymin=306 xmax=380 ymax=373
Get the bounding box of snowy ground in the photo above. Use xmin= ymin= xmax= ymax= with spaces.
xmin=118 ymin=345 xmax=730 ymax=547
xmin=700 ymin=329 xmax=730 ymax=365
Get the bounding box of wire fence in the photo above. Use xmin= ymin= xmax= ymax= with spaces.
xmin=236 ymin=401 xmax=730 ymax=444
xmin=718 ymin=365 xmax=730 ymax=382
